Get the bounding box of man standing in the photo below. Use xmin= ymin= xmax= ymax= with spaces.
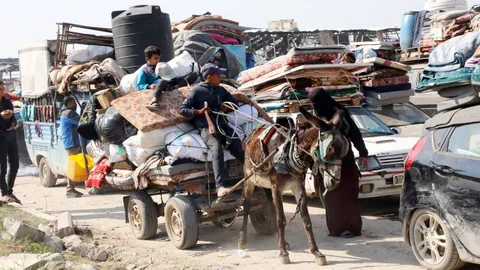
xmin=60 ymin=96 xmax=83 ymax=198
xmin=0 ymin=81 xmax=20 ymax=204
xmin=179 ymin=64 xmax=244 ymax=197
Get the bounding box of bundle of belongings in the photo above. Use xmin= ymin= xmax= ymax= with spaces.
xmin=236 ymin=45 xmax=413 ymax=112
xmin=416 ymin=32 xmax=480 ymax=112
xmin=83 ymin=75 xmax=273 ymax=191
xmin=355 ymin=54 xmax=413 ymax=105
xmin=416 ymin=6 xmax=480 ymax=46
xmin=236 ymin=46 xmax=366 ymax=112
xmin=171 ymin=12 xmax=252 ymax=77
xmin=50 ymin=58 xmax=127 ymax=95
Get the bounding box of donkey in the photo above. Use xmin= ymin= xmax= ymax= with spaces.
xmin=238 ymin=107 xmax=350 ymax=265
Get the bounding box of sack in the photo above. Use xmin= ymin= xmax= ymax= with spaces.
xmin=123 ymin=136 xmax=161 ymax=166
xmin=109 ymin=144 xmax=128 ymax=163
xmin=165 ymin=131 xmax=235 ymax=162
xmin=95 ymin=107 xmax=137 ymax=145
xmin=78 ymin=101 xmax=98 ymax=140
xmin=136 ymin=123 xmax=194 ymax=149
xmin=156 ymin=51 xmax=199 ymax=80
xmin=118 ymin=71 xmax=141 ymax=95
xmin=226 ymin=104 xmax=258 ymax=127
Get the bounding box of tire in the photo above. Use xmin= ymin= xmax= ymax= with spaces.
xmin=409 ymin=209 xmax=465 ymax=270
xmin=39 ymin=158 xmax=57 ymax=187
xmin=128 ymin=191 xmax=158 ymax=240
xmin=165 ymin=196 xmax=199 ymax=250
xmin=250 ymin=197 xmax=277 ymax=235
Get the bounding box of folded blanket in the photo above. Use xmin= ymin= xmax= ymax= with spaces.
xmin=426 ymin=32 xmax=480 ymax=72
xmin=357 ymin=68 xmax=408 ymax=80
xmin=418 ymin=68 xmax=474 ymax=89
xmin=357 ymin=58 xmax=412 ymax=72
xmin=362 ymin=76 xmax=410 ymax=88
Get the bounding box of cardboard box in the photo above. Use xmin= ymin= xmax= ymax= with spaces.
xmin=96 ymin=89 xmax=124 ymax=109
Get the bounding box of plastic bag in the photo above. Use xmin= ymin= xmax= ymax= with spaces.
xmin=226 ymin=104 xmax=258 ymax=127
xmin=123 ymin=136 xmax=161 ymax=166
xmin=109 ymin=144 xmax=128 ymax=163
xmin=118 ymin=71 xmax=141 ymax=95
xmin=136 ymin=123 xmax=194 ymax=149
xmin=95 ymin=107 xmax=137 ymax=145
xmin=165 ymin=131 xmax=235 ymax=162
xmin=67 ymin=45 xmax=114 ymax=65
xmin=156 ymin=51 xmax=199 ymax=80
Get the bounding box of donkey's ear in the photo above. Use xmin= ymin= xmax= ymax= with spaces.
xmin=331 ymin=110 xmax=344 ymax=129
xmin=299 ymin=107 xmax=331 ymax=131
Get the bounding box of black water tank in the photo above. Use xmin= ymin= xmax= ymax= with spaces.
xmin=112 ymin=5 xmax=174 ymax=73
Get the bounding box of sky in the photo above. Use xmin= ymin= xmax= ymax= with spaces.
xmin=1 ymin=0 xmax=477 ymax=58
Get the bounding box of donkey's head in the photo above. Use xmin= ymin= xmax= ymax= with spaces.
xmin=299 ymin=107 xmax=350 ymax=191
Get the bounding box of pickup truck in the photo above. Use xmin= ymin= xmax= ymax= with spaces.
xmin=268 ymin=106 xmax=419 ymax=200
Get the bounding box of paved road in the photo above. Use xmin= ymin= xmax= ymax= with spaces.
xmin=8 ymin=176 xmax=474 ymax=269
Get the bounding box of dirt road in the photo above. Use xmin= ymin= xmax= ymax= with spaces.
xmin=12 ymin=175 xmax=424 ymax=269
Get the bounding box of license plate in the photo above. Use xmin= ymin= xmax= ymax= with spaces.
xmin=393 ymin=174 xmax=405 ymax=186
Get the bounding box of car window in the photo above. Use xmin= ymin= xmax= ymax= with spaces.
xmin=368 ymin=103 xmax=430 ymax=127
xmin=447 ymin=123 xmax=480 ymax=158
xmin=433 ymin=128 xmax=449 ymax=150
xmin=347 ymin=107 xmax=394 ymax=137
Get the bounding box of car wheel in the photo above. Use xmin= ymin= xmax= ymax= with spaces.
xmin=39 ymin=158 xmax=57 ymax=187
xmin=409 ymin=209 xmax=465 ymax=270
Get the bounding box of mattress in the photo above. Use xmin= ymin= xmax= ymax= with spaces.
xmin=361 ymin=76 xmax=410 ymax=88
xmin=365 ymin=89 xmax=414 ymax=101
xmin=417 ymin=68 xmax=474 ymax=89
xmin=284 ymin=46 xmax=345 ymax=65
xmin=111 ymin=84 xmax=239 ymax=133
xmin=366 ymin=97 xmax=410 ymax=106
xmin=237 ymin=56 xmax=288 ymax=85
xmin=357 ymin=57 xmax=412 ymax=72
xmin=363 ymin=83 xmax=412 ymax=93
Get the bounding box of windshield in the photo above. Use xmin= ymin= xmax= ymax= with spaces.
xmin=347 ymin=107 xmax=394 ymax=137
xmin=367 ymin=103 xmax=430 ymax=127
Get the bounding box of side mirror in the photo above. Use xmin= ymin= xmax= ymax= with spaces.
xmin=391 ymin=127 xmax=401 ymax=134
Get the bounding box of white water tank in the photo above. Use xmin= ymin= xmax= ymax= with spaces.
xmin=424 ymin=0 xmax=468 ymax=11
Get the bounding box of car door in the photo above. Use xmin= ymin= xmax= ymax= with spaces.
xmin=430 ymin=122 xmax=480 ymax=257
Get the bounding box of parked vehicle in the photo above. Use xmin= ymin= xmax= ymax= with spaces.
xmin=14 ymin=108 xmax=33 ymax=166
xmin=268 ymin=106 xmax=419 ymax=200
xmin=365 ymin=102 xmax=430 ymax=137
xmin=400 ymin=104 xmax=480 ymax=270
xmin=410 ymin=91 xmax=447 ymax=117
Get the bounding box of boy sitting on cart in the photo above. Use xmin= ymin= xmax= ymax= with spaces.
xmin=179 ymin=64 xmax=245 ymax=197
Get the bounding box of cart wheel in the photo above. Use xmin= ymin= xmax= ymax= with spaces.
xmin=165 ymin=196 xmax=199 ymax=250
xmin=251 ymin=197 xmax=277 ymax=235
xmin=128 ymin=191 xmax=158 ymax=240
xmin=39 ymin=158 xmax=57 ymax=188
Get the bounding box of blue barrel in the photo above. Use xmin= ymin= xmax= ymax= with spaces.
xmin=400 ymin=11 xmax=419 ymax=50
xmin=111 ymin=5 xmax=174 ymax=73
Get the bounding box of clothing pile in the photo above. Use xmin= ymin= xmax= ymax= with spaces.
xmin=49 ymin=58 xmax=127 ymax=95
xmin=171 ymin=12 xmax=253 ymax=78
xmin=416 ymin=32 xmax=480 ymax=112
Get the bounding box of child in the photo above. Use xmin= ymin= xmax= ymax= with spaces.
xmin=136 ymin=46 xmax=162 ymax=91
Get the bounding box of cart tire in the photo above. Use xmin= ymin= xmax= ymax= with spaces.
xmin=251 ymin=198 xmax=277 ymax=235
xmin=165 ymin=196 xmax=199 ymax=250
xmin=128 ymin=191 xmax=158 ymax=240
xmin=39 ymin=158 xmax=57 ymax=188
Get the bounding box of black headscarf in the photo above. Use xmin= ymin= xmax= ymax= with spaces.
xmin=307 ymin=87 xmax=344 ymax=120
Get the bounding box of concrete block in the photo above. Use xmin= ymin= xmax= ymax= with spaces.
xmin=44 ymin=236 xmax=64 ymax=253
xmin=38 ymin=223 xmax=55 ymax=236
xmin=63 ymin=235 xmax=83 ymax=249
xmin=56 ymin=212 xmax=74 ymax=238
xmin=0 ymin=253 xmax=46 ymax=270
xmin=3 ymin=217 xmax=46 ymax=242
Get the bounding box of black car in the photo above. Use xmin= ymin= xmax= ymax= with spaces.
xmin=400 ymin=104 xmax=480 ymax=270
